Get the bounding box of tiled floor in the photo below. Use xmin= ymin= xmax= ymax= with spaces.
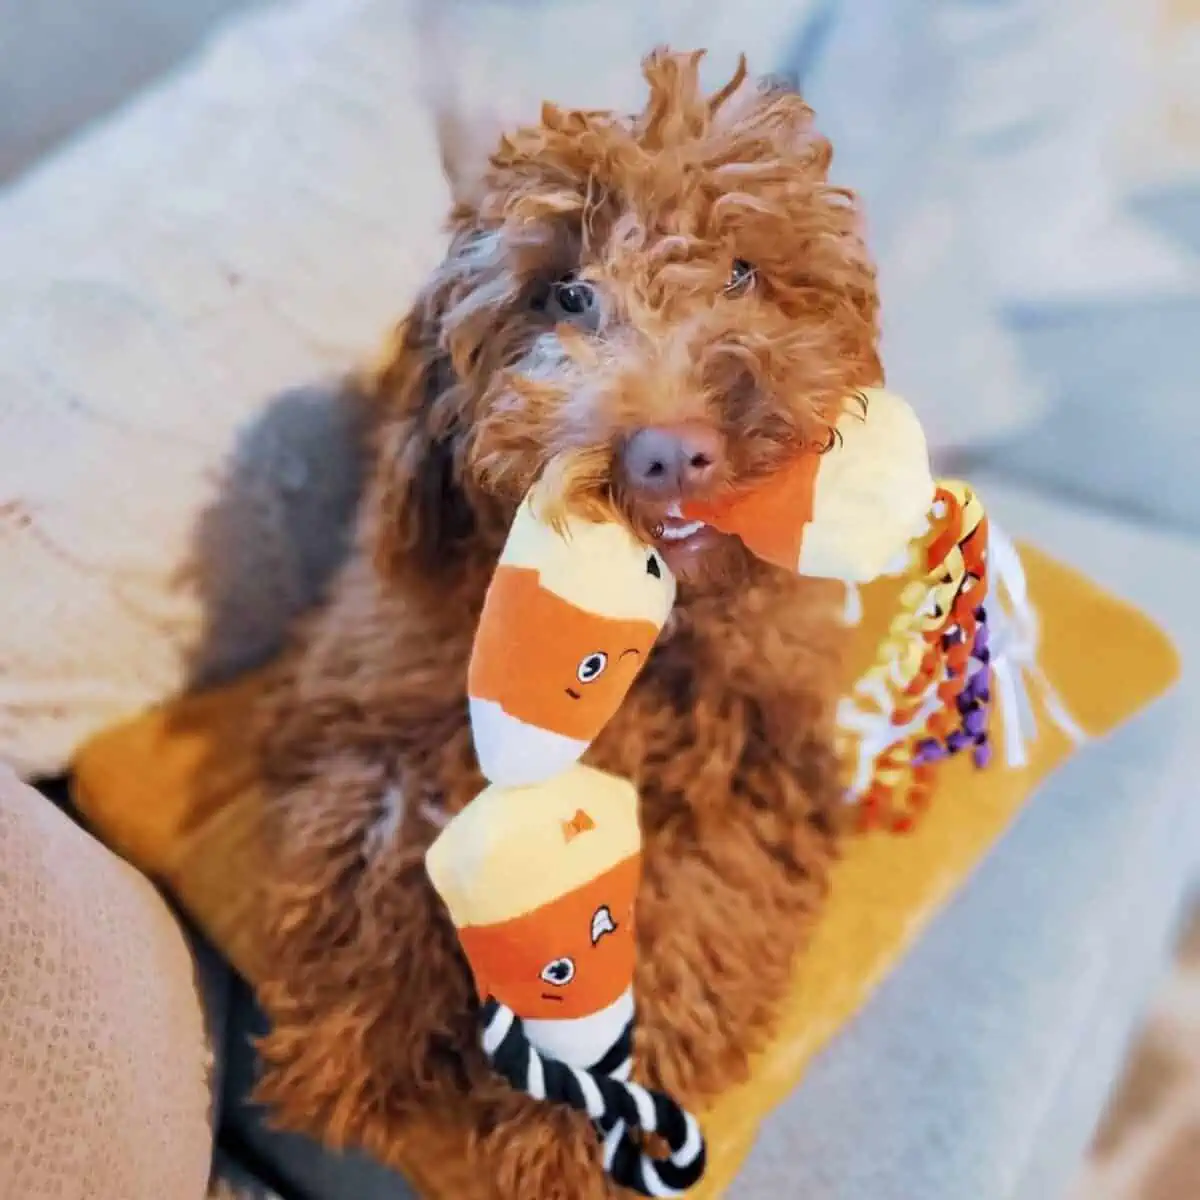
xmin=1067 ymin=906 xmax=1200 ymax=1199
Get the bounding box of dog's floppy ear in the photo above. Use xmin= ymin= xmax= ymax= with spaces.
xmin=365 ymin=307 xmax=476 ymax=583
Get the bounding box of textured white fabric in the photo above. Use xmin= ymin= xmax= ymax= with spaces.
xmin=416 ymin=0 xmax=818 ymax=134
xmin=797 ymin=0 xmax=1050 ymax=456
xmin=0 ymin=0 xmax=449 ymax=777
xmin=944 ymin=0 xmax=1200 ymax=531
xmin=1110 ymin=0 xmax=1200 ymax=194
xmin=934 ymin=0 xmax=1195 ymax=303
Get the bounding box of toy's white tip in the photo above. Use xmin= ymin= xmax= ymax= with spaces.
xmin=469 ymin=697 xmax=590 ymax=786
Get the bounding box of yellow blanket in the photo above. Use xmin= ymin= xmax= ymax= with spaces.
xmin=71 ymin=544 xmax=1178 ymax=1197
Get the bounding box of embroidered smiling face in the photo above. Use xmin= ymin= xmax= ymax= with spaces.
xmin=457 ymin=853 xmax=639 ymax=1021
xmin=470 ymin=562 xmax=662 ymax=740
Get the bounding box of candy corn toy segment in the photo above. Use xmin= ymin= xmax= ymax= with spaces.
xmin=675 ymin=389 xmax=1010 ymax=830
xmin=467 ymin=478 xmax=676 ymax=787
xmin=684 ymin=388 xmax=935 ymax=581
xmin=425 ymin=767 xmax=641 ymax=1023
xmin=496 ymin=480 xmax=676 ymax=624
xmin=425 ymin=765 xmax=708 ymax=1197
xmin=469 ymin=567 xmax=663 ymax=742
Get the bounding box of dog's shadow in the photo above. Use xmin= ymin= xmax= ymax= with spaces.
xmin=184 ymin=379 xmax=370 ymax=689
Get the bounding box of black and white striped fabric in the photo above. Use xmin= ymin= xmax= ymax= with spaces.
xmin=481 ymin=998 xmax=707 ymax=1197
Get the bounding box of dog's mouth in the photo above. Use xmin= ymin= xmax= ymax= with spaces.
xmin=652 ymin=503 xmax=726 ymax=573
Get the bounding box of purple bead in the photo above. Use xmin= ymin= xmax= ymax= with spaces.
xmin=964 ymin=707 xmax=988 ymax=737
xmin=961 ymin=668 xmax=991 ymax=705
xmin=973 ymin=623 xmax=990 ymax=655
xmin=946 ymin=730 xmax=970 ymax=753
xmin=913 ymin=739 xmax=946 ymax=764
xmin=973 ymin=739 xmax=992 ymax=768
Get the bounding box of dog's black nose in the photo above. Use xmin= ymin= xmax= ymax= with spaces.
xmin=621 ymin=424 xmax=724 ymax=498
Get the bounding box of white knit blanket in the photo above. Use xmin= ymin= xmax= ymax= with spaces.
xmin=0 ymin=0 xmax=450 ymax=775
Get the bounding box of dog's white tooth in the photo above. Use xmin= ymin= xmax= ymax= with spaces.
xmin=659 ymin=519 xmax=705 ymax=541
xmin=666 ymin=502 xmax=684 ymax=518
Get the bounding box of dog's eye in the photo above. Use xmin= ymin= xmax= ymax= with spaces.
xmin=538 ymin=274 xmax=602 ymax=332
xmin=541 ymin=274 xmax=601 ymax=332
xmin=555 ymin=277 xmax=595 ymax=315
xmin=726 ymin=259 xmax=756 ymax=295
xmin=540 ymin=957 xmax=576 ymax=986
xmin=577 ymin=652 xmax=608 ymax=683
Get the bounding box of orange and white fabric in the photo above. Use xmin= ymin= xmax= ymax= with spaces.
xmin=468 ymin=485 xmax=676 ymax=786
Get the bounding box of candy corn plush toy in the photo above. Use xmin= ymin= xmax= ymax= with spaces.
xmin=426 ymin=767 xmax=706 ymax=1198
xmin=467 ymin=485 xmax=676 ymax=787
xmin=679 ymin=390 xmax=996 ymax=831
xmin=431 ymin=491 xmax=700 ymax=1197
xmin=680 ymin=387 xmax=934 ymax=581
xmin=428 ymin=387 xmax=1025 ymax=1195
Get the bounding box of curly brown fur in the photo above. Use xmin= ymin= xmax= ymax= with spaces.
xmin=254 ymin=50 xmax=881 ymax=1198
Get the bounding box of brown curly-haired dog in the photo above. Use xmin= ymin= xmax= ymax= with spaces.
xmin=254 ymin=50 xmax=881 ymax=1199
